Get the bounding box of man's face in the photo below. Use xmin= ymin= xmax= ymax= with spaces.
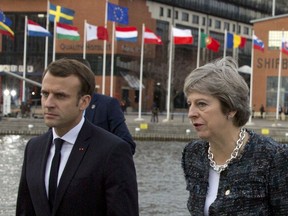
xmin=41 ymin=71 xmax=90 ymax=136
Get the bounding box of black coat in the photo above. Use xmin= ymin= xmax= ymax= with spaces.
xmin=16 ymin=120 xmax=139 ymax=216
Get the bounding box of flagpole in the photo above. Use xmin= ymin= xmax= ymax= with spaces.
xmin=83 ymin=19 xmax=87 ymax=59
xmin=164 ymin=24 xmax=173 ymax=122
xmin=102 ymin=0 xmax=108 ymax=94
xmin=247 ymin=30 xmax=255 ymax=125
xmin=52 ymin=20 xmax=56 ymax=61
xmin=110 ymin=22 xmax=115 ymax=97
xmin=276 ymin=30 xmax=283 ymax=121
xmin=272 ymin=0 xmax=276 ymax=16
xmin=135 ymin=23 xmax=145 ymax=121
xmin=45 ymin=0 xmax=49 ymax=68
xmin=196 ymin=26 xmax=201 ymax=68
xmin=223 ymin=29 xmax=227 ymax=58
xmin=22 ymin=16 xmax=28 ymax=103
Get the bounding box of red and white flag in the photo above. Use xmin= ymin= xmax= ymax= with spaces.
xmin=144 ymin=27 xmax=162 ymax=44
xmin=282 ymin=39 xmax=288 ymax=55
xmin=172 ymin=27 xmax=193 ymax=44
xmin=86 ymin=23 xmax=108 ymax=41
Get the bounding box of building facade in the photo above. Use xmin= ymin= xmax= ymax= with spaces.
xmin=251 ymin=15 xmax=288 ymax=116
xmin=1 ymin=0 xmax=288 ymax=115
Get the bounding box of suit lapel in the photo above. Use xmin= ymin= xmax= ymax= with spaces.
xmin=52 ymin=121 xmax=92 ymax=213
xmin=34 ymin=131 xmax=54 ymax=216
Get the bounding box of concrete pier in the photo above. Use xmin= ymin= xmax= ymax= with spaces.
xmin=1 ymin=113 xmax=288 ymax=143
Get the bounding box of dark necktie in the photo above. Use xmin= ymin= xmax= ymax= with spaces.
xmin=49 ymin=138 xmax=64 ymax=209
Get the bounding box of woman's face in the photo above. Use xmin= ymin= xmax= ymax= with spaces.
xmin=187 ymin=91 xmax=229 ymax=141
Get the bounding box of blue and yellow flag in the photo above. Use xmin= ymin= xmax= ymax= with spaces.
xmin=0 ymin=10 xmax=12 ymax=27
xmin=0 ymin=21 xmax=14 ymax=38
xmin=49 ymin=3 xmax=75 ymax=24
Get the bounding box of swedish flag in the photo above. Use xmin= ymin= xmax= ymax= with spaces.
xmin=49 ymin=3 xmax=75 ymax=24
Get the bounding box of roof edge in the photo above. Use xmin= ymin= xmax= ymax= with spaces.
xmin=251 ymin=14 xmax=288 ymax=24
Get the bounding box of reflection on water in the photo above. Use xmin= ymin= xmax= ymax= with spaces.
xmin=0 ymin=135 xmax=27 ymax=216
xmin=0 ymin=136 xmax=189 ymax=216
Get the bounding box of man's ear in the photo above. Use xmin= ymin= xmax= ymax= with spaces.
xmin=79 ymin=95 xmax=91 ymax=111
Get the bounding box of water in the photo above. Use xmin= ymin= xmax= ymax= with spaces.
xmin=0 ymin=135 xmax=189 ymax=216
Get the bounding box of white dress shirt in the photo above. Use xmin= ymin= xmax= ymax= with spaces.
xmin=45 ymin=117 xmax=85 ymax=196
xmin=204 ymin=167 xmax=220 ymax=216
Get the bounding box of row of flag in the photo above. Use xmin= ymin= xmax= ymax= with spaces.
xmin=0 ymin=2 xmax=266 ymax=52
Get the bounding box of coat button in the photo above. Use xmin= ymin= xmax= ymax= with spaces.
xmin=225 ymin=189 xmax=230 ymax=196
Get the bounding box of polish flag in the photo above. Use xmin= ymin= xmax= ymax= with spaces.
xmin=144 ymin=27 xmax=162 ymax=44
xmin=86 ymin=23 xmax=108 ymax=41
xmin=172 ymin=27 xmax=193 ymax=44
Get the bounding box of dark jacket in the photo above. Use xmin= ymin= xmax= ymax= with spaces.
xmin=85 ymin=93 xmax=136 ymax=154
xmin=182 ymin=129 xmax=288 ymax=215
xmin=16 ymin=120 xmax=139 ymax=216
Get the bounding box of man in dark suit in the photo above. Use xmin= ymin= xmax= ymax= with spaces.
xmin=85 ymin=93 xmax=136 ymax=154
xmin=16 ymin=59 xmax=139 ymax=216
xmin=78 ymin=59 xmax=136 ymax=155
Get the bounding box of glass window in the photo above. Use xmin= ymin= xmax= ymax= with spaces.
xmin=237 ymin=25 xmax=241 ymax=34
xmin=167 ymin=9 xmax=171 ymax=18
xmin=232 ymin=24 xmax=236 ymax=32
xmin=266 ymin=76 xmax=288 ymax=108
xmin=215 ymin=20 xmax=221 ymax=29
xmin=160 ymin=7 xmax=164 ymax=17
xmin=174 ymin=10 xmax=178 ymax=20
xmin=244 ymin=26 xmax=249 ymax=35
xmin=268 ymin=30 xmax=284 ymax=49
xmin=224 ymin=22 xmax=230 ymax=31
xmin=202 ymin=17 xmax=206 ymax=26
xmin=182 ymin=12 xmax=189 ymax=22
xmin=208 ymin=18 xmax=212 ymax=27
xmin=192 ymin=15 xmax=199 ymax=24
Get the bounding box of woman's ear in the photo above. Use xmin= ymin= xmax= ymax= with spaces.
xmin=227 ymin=111 xmax=237 ymax=119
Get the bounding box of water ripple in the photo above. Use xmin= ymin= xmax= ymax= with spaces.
xmin=0 ymin=135 xmax=189 ymax=216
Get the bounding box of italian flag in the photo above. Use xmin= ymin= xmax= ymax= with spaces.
xmin=56 ymin=22 xmax=80 ymax=40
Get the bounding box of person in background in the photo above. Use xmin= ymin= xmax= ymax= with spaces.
xmin=79 ymin=59 xmax=136 ymax=155
xmin=260 ymin=104 xmax=265 ymax=118
xmin=85 ymin=92 xmax=136 ymax=154
xmin=182 ymin=56 xmax=288 ymax=215
xmin=120 ymin=99 xmax=127 ymax=113
xmin=16 ymin=58 xmax=139 ymax=216
xmin=150 ymin=102 xmax=159 ymax=123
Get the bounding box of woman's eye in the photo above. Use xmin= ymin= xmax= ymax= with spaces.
xmin=197 ymin=102 xmax=207 ymax=109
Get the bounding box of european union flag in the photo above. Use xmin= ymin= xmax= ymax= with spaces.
xmin=107 ymin=2 xmax=128 ymax=25
xmin=49 ymin=3 xmax=75 ymax=24
xmin=0 ymin=10 xmax=12 ymax=27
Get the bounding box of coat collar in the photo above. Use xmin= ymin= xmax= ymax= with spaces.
xmin=51 ymin=120 xmax=93 ymax=214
